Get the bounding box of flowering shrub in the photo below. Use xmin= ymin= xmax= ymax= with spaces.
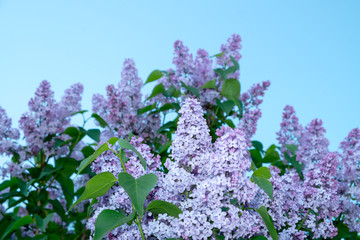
xmin=0 ymin=34 xmax=359 ymax=239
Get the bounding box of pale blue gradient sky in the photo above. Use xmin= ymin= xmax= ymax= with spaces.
xmin=0 ymin=0 xmax=359 ymax=150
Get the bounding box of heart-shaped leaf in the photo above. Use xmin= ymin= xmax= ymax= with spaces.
xmin=118 ymin=173 xmax=157 ymax=217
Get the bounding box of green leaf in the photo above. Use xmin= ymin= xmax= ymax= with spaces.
xmin=118 ymin=173 xmax=158 ymax=217
xmin=157 ymin=121 xmax=177 ymax=134
xmin=158 ymin=141 xmax=172 ymax=154
xmin=211 ymin=52 xmax=224 ymax=58
xmin=221 ymin=78 xmax=240 ymax=101
xmin=146 ymin=200 xmax=182 ymax=218
xmin=250 ymin=149 xmax=262 ymax=168
xmin=0 ymin=178 xmax=17 ymax=192
xmin=35 ymin=213 xmax=54 ymax=232
xmin=145 ymin=70 xmax=164 ymax=84
xmin=78 ymin=137 xmax=118 ymax=174
xmin=252 ymin=176 xmax=273 ymax=200
xmin=230 ymin=55 xmax=240 ymax=71
xmin=224 ymin=119 xmax=235 ymax=129
xmin=180 ymin=81 xmax=200 ymax=98
xmin=252 ymin=236 xmax=267 ymax=240
xmin=253 ymin=167 xmax=271 ymax=179
xmin=251 ymin=141 xmax=264 ymax=152
xmin=68 ymin=172 xmax=117 ymax=212
xmin=201 ymin=79 xmax=216 ymax=89
xmin=222 ymin=100 xmax=235 ymax=115
xmin=70 ymin=110 xmax=88 ymax=116
xmin=91 ymin=113 xmax=109 ymax=128
xmin=0 ymin=215 xmax=33 ymax=240
xmin=64 ymin=127 xmax=79 ymax=139
xmin=117 ymin=138 xmax=146 ymax=170
xmin=256 ymin=206 xmax=278 ymax=240
xmin=94 ymin=210 xmax=136 ymax=240
xmin=250 ymin=161 xmax=257 ymax=172
xmin=159 ymin=103 xmax=175 ymax=112
xmin=87 ymin=129 xmax=101 ymax=143
xmin=138 ymin=103 xmax=157 ymax=115
xmin=262 ymin=150 xmax=280 ymax=163
xmin=147 ymin=83 xmax=166 ymax=100
xmin=285 ymin=144 xmax=298 ymax=155
xmin=214 ymin=68 xmax=226 ymax=80
xmin=284 ymin=152 xmax=304 ymax=179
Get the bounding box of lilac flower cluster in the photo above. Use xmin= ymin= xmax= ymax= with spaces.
xmin=90 ymin=98 xmax=271 ymax=239
xmin=92 ymin=59 xmax=161 ymax=142
xmin=87 ymin=137 xmax=161 ymax=239
xmin=275 ymin=105 xmax=360 ymax=236
xmin=239 ymin=80 xmax=271 ymax=139
xmin=19 ymin=80 xmax=83 ymax=157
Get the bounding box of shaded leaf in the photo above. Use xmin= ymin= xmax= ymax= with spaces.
xmin=94 ymin=210 xmax=136 ymax=240
xmin=146 ymin=200 xmax=182 ymax=218
xmin=256 ymin=206 xmax=278 ymax=240
xmin=0 ymin=215 xmax=33 ymax=240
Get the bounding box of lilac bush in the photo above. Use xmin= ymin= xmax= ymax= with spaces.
xmin=0 ymin=34 xmax=359 ymax=240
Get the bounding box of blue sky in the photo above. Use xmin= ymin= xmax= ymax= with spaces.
xmin=0 ymin=0 xmax=359 ymax=150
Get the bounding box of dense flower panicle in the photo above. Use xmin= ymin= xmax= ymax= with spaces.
xmin=92 ymin=59 xmax=161 ymax=141
xmin=148 ymin=100 xmax=265 ymax=239
xmin=339 ymin=128 xmax=360 ymax=183
xmin=192 ymin=49 xmax=215 ymax=88
xmin=296 ymin=119 xmax=329 ymax=172
xmin=19 ymin=80 xmax=83 ymax=157
xmin=338 ymin=128 xmax=360 ymax=232
xmin=0 ymin=106 xmax=21 ymax=156
xmin=238 ymin=81 xmax=271 ymax=139
xmin=276 ymin=105 xmax=303 ymax=156
xmin=217 ymin=34 xmax=242 ymax=65
xmin=59 ymin=82 xmax=84 ymax=117
xmin=302 ymin=152 xmax=340 ymax=239
xmin=170 ymin=98 xmax=212 ymax=168
xmin=173 ymin=40 xmax=194 ymax=78
xmin=264 ymin=168 xmax=304 ymax=231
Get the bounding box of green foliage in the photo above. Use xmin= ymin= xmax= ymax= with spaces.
xmin=256 ymin=206 xmax=278 ymax=240
xmin=117 ymin=173 xmax=158 ymax=217
xmin=94 ymin=210 xmax=136 ymax=240
xmin=69 ymin=172 xmax=117 ymax=211
xmin=146 ymin=200 xmax=183 ymax=218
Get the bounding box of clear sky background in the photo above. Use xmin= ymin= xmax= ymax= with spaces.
xmin=0 ymin=0 xmax=359 ymax=150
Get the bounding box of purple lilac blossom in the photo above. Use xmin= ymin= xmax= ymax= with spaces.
xmin=276 ymin=105 xmax=303 ymax=157
xmin=92 ymin=59 xmax=161 ymax=142
xmin=19 ymin=80 xmax=83 ymax=157
xmin=238 ymin=80 xmax=271 ymax=139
